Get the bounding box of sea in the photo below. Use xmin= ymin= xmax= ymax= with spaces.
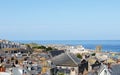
xmin=15 ymin=40 xmax=120 ymax=52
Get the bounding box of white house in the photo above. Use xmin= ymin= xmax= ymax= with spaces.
xmin=67 ymin=45 xmax=89 ymax=54
xmin=0 ymin=40 xmax=20 ymax=49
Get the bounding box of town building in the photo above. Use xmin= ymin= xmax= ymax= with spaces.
xmin=0 ymin=40 xmax=20 ymax=49
xmin=50 ymin=52 xmax=81 ymax=75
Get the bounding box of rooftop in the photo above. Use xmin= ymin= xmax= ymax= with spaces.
xmin=51 ymin=52 xmax=81 ymax=67
xmin=1 ymin=48 xmax=22 ymax=51
xmin=49 ymin=50 xmax=65 ymax=57
xmin=111 ymin=64 xmax=120 ymax=75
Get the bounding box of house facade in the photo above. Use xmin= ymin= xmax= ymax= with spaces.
xmin=0 ymin=40 xmax=20 ymax=49
xmin=0 ymin=39 xmax=31 ymax=55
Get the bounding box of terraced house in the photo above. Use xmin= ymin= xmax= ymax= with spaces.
xmin=0 ymin=39 xmax=31 ymax=54
xmin=0 ymin=40 xmax=20 ymax=49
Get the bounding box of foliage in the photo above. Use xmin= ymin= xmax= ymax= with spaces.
xmin=91 ymin=53 xmax=96 ymax=56
xmin=32 ymin=45 xmax=55 ymax=52
xmin=58 ymin=73 xmax=64 ymax=75
xmin=46 ymin=47 xmax=53 ymax=51
xmin=77 ymin=53 xmax=82 ymax=59
xmin=32 ymin=45 xmax=46 ymax=49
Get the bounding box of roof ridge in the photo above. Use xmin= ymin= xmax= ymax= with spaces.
xmin=66 ymin=52 xmax=78 ymax=65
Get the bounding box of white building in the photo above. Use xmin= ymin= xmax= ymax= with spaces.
xmin=67 ymin=45 xmax=89 ymax=54
xmin=0 ymin=40 xmax=20 ymax=49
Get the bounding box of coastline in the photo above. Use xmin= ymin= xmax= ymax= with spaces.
xmin=14 ymin=40 xmax=120 ymax=52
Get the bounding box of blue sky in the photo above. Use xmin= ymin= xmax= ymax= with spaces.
xmin=0 ymin=0 xmax=120 ymax=40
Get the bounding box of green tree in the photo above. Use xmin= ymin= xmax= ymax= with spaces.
xmin=77 ymin=53 xmax=82 ymax=59
xmin=40 ymin=45 xmax=46 ymax=49
xmin=91 ymin=53 xmax=96 ymax=56
xmin=32 ymin=45 xmax=46 ymax=49
xmin=46 ymin=47 xmax=53 ymax=51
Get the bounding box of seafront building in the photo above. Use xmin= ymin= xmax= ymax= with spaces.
xmin=0 ymin=40 xmax=30 ymax=55
xmin=96 ymin=45 xmax=102 ymax=53
xmin=0 ymin=40 xmax=20 ymax=49
xmin=67 ymin=45 xmax=89 ymax=54
xmin=46 ymin=44 xmax=90 ymax=54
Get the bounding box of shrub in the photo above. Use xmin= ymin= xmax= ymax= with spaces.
xmin=77 ymin=53 xmax=82 ymax=59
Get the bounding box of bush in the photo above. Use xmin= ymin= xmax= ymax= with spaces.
xmin=46 ymin=47 xmax=53 ymax=51
xmin=91 ymin=53 xmax=96 ymax=56
xmin=32 ymin=45 xmax=46 ymax=49
xmin=77 ymin=54 xmax=82 ymax=59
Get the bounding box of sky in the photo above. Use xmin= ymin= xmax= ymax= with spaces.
xmin=0 ymin=0 xmax=120 ymax=40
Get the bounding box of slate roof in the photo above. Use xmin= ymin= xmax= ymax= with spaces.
xmin=111 ymin=64 xmax=120 ymax=75
xmin=51 ymin=52 xmax=81 ymax=67
xmin=88 ymin=64 xmax=120 ymax=75
xmin=49 ymin=50 xmax=65 ymax=57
